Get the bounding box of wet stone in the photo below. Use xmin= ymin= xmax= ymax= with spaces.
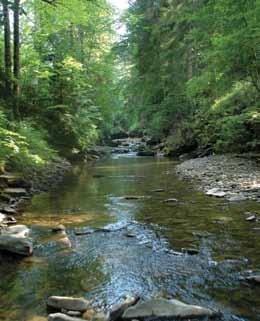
xmin=48 ymin=313 xmax=85 ymax=321
xmin=47 ymin=296 xmax=90 ymax=312
xmin=122 ymin=299 xmax=220 ymax=320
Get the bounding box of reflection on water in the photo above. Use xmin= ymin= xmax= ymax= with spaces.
xmin=1 ymin=155 xmax=260 ymax=321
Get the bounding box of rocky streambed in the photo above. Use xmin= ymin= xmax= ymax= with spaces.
xmin=176 ymin=154 xmax=260 ymax=202
xmin=1 ymin=153 xmax=260 ymax=321
xmin=0 ymin=160 xmax=71 ymax=256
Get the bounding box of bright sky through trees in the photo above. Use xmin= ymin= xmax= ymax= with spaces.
xmin=109 ymin=0 xmax=129 ymax=11
xmin=109 ymin=0 xmax=129 ymax=35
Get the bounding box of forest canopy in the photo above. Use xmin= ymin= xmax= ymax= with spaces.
xmin=0 ymin=0 xmax=118 ymax=172
xmin=0 ymin=0 xmax=259 ymax=175
xmin=117 ymin=0 xmax=260 ymax=155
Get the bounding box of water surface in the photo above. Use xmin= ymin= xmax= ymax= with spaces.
xmin=1 ymin=155 xmax=260 ymax=321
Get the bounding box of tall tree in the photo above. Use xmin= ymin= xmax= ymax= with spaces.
xmin=2 ymin=0 xmax=12 ymax=98
xmin=13 ymin=0 xmax=20 ymax=118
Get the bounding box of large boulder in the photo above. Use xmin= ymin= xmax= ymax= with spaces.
xmin=47 ymin=296 xmax=90 ymax=312
xmin=0 ymin=235 xmax=33 ymax=256
xmin=122 ymin=299 xmax=220 ymax=320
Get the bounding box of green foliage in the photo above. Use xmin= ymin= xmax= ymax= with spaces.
xmin=0 ymin=118 xmax=57 ymax=174
xmin=0 ymin=0 xmax=119 ymax=174
xmin=121 ymin=0 xmax=260 ymax=154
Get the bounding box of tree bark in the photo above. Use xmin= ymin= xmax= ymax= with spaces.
xmin=13 ymin=0 xmax=21 ymax=118
xmin=2 ymin=0 xmax=12 ymax=98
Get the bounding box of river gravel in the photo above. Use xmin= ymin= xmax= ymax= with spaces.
xmin=176 ymin=154 xmax=260 ymax=202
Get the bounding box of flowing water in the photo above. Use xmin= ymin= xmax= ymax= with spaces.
xmin=1 ymin=154 xmax=260 ymax=321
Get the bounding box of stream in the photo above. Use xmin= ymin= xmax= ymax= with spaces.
xmin=1 ymin=153 xmax=260 ymax=321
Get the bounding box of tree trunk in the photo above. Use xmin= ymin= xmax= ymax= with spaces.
xmin=13 ymin=0 xmax=21 ymax=119
xmin=2 ymin=0 xmax=12 ymax=98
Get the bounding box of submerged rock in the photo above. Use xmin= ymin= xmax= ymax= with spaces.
xmin=137 ymin=151 xmax=155 ymax=157
xmin=122 ymin=299 xmax=220 ymax=320
xmin=47 ymin=296 xmax=90 ymax=312
xmin=123 ymin=196 xmax=146 ymax=200
xmin=0 ymin=235 xmax=33 ymax=256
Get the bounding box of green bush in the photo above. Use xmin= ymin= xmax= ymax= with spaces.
xmin=0 ymin=118 xmax=58 ymax=175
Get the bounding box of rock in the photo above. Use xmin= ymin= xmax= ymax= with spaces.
xmin=182 ymin=248 xmax=199 ymax=255
xmin=2 ymin=206 xmax=17 ymax=215
xmin=206 ymin=188 xmax=226 ymax=198
xmin=123 ymin=196 xmax=146 ymax=200
xmin=4 ymin=187 xmax=27 ymax=196
xmin=47 ymin=296 xmax=90 ymax=312
xmin=109 ymin=296 xmax=140 ymax=321
xmin=163 ymin=198 xmax=178 ymax=203
xmin=122 ymin=299 xmax=220 ymax=320
xmin=0 ymin=235 xmax=33 ymax=256
xmin=245 ymin=275 xmax=260 ymax=284
xmin=64 ymin=311 xmax=82 ymax=317
xmin=52 ymin=225 xmax=66 ymax=233
xmin=82 ymin=309 xmax=96 ymax=320
xmin=2 ymin=224 xmax=30 ymax=238
xmin=228 ymin=195 xmax=247 ymax=202
xmin=58 ymin=236 xmax=72 ymax=248
xmin=124 ymin=233 xmax=136 ymax=238
xmin=0 ymin=213 xmax=6 ymax=224
xmin=246 ymin=215 xmax=257 ymax=222
xmin=48 ymin=313 xmax=85 ymax=321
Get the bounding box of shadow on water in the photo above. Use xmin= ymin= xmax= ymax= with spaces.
xmin=1 ymin=155 xmax=260 ymax=320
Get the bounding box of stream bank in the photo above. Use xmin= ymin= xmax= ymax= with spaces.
xmin=176 ymin=154 xmax=260 ymax=202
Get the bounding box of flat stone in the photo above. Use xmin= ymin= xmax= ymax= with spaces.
xmin=206 ymin=189 xmax=226 ymax=198
xmin=4 ymin=188 xmax=27 ymax=196
xmin=47 ymin=296 xmax=90 ymax=312
xmin=151 ymin=189 xmax=165 ymax=193
xmin=246 ymin=215 xmax=257 ymax=222
xmin=109 ymin=296 xmax=139 ymax=321
xmin=228 ymin=195 xmax=247 ymax=202
xmin=123 ymin=196 xmax=146 ymax=200
xmin=2 ymin=206 xmax=17 ymax=214
xmin=48 ymin=313 xmax=85 ymax=321
xmin=122 ymin=299 xmax=219 ymax=320
xmin=0 ymin=235 xmax=33 ymax=256
xmin=163 ymin=198 xmax=178 ymax=203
